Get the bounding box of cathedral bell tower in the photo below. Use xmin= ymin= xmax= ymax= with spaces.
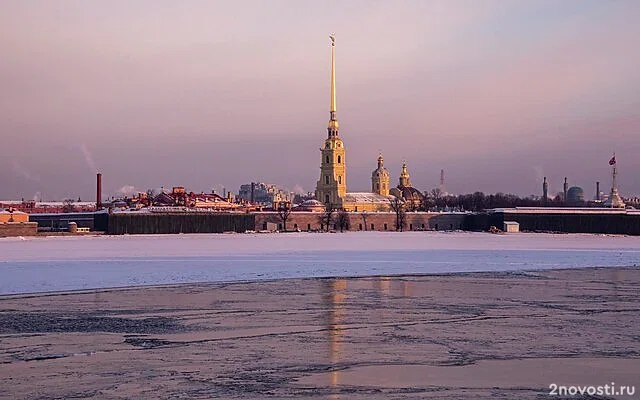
xmin=316 ymin=34 xmax=346 ymax=208
xmin=372 ymin=154 xmax=390 ymax=196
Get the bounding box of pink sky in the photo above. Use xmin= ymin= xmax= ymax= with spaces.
xmin=2 ymin=0 xmax=639 ymax=200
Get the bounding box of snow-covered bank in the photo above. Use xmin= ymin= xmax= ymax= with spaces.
xmin=1 ymin=232 xmax=639 ymax=295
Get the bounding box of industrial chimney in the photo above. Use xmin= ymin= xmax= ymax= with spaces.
xmin=542 ymin=177 xmax=548 ymax=206
xmin=96 ymin=173 xmax=102 ymax=210
xmin=596 ymin=181 xmax=600 ymax=201
xmin=563 ymin=177 xmax=568 ymax=203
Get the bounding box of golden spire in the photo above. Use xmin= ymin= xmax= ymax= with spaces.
xmin=400 ymin=161 xmax=411 ymax=187
xmin=328 ymin=34 xmax=339 ymax=137
xmin=401 ymin=161 xmax=408 ymax=176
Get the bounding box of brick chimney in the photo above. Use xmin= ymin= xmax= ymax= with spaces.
xmin=96 ymin=173 xmax=102 ymax=210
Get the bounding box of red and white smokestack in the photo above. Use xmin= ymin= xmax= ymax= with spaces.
xmin=96 ymin=172 xmax=102 ymax=210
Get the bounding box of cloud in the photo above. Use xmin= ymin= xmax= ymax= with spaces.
xmin=116 ymin=185 xmax=137 ymax=196
xmin=80 ymin=144 xmax=98 ymax=173
xmin=12 ymin=161 xmax=40 ymax=182
xmin=291 ymin=184 xmax=306 ymax=195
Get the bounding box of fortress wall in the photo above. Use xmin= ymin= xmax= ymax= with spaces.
xmin=502 ymin=212 xmax=640 ymax=235
xmin=106 ymin=213 xmax=255 ymax=234
xmin=0 ymin=222 xmax=38 ymax=237
xmin=254 ymin=212 xmax=466 ymax=232
xmin=464 ymin=210 xmax=640 ymax=235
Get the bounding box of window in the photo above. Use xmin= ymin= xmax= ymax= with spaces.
xmin=325 ymin=194 xmax=330 ymax=203
xmin=278 ymin=223 xmax=282 ymax=230
xmin=262 ymin=222 xmax=267 ymax=230
xmin=325 ymin=155 xmax=329 ymax=164
xmin=337 ymin=155 xmax=341 ymax=163
xmin=371 ymin=223 xmax=375 ymax=230
xmin=338 ymin=175 xmax=341 ymax=184
xmin=376 ymin=183 xmax=379 ymax=190
xmin=325 ymin=176 xmax=329 ymax=184
xmin=409 ymin=224 xmax=413 ymax=230
xmin=307 ymin=223 xmax=311 ymax=231
xmin=359 ymin=223 xmax=363 ymax=230
xmin=435 ymin=223 xmax=438 ymax=231
xmin=384 ymin=223 xmax=388 ymax=230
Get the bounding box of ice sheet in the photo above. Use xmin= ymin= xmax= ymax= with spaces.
xmin=1 ymin=232 xmax=639 ymax=295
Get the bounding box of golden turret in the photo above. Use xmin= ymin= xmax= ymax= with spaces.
xmin=399 ymin=161 xmax=411 ymax=188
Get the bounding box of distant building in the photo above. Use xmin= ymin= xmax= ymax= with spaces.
xmin=0 ymin=200 xmax=96 ymax=214
xmin=566 ymin=186 xmax=585 ymax=206
xmin=238 ymin=182 xmax=292 ymax=207
xmin=142 ymin=187 xmax=239 ymax=210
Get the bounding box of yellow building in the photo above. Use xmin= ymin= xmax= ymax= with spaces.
xmin=0 ymin=209 xmax=28 ymax=223
xmin=315 ymin=35 xmax=347 ymax=208
xmin=390 ymin=162 xmax=425 ymax=210
xmin=315 ymin=35 xmax=395 ymax=212
xmin=372 ymin=154 xmax=390 ymax=196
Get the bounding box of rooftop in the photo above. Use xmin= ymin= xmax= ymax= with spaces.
xmin=490 ymin=207 xmax=639 ymax=215
xmin=343 ymin=192 xmax=397 ymax=204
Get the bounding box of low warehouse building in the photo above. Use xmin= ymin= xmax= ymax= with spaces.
xmin=503 ymin=221 xmax=520 ymax=233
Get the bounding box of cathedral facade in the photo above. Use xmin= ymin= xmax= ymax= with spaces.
xmin=315 ymin=36 xmax=424 ymax=212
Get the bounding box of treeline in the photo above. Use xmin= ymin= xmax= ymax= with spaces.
xmin=427 ymin=192 xmax=555 ymax=212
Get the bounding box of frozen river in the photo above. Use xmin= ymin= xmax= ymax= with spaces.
xmin=1 ymin=232 xmax=639 ymax=295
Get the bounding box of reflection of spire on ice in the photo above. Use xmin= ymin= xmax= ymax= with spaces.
xmin=403 ymin=280 xmax=412 ymax=297
xmin=373 ymin=277 xmax=413 ymax=297
xmin=323 ymin=279 xmax=347 ymax=396
xmin=377 ymin=276 xmax=392 ymax=295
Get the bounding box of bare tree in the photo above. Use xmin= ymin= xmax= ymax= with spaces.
xmin=430 ymin=188 xmax=442 ymax=199
xmin=388 ymin=197 xmax=406 ymax=231
xmin=406 ymin=197 xmax=421 ymax=212
xmin=318 ymin=205 xmax=335 ymax=232
xmin=336 ymin=210 xmax=349 ymax=232
xmin=360 ymin=210 xmax=368 ymax=231
xmin=277 ymin=202 xmax=292 ymax=232
xmin=62 ymin=199 xmax=76 ymax=213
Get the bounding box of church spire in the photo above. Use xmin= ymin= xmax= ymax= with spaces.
xmin=399 ymin=161 xmax=411 ymax=188
xmin=328 ymin=34 xmax=339 ymax=138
